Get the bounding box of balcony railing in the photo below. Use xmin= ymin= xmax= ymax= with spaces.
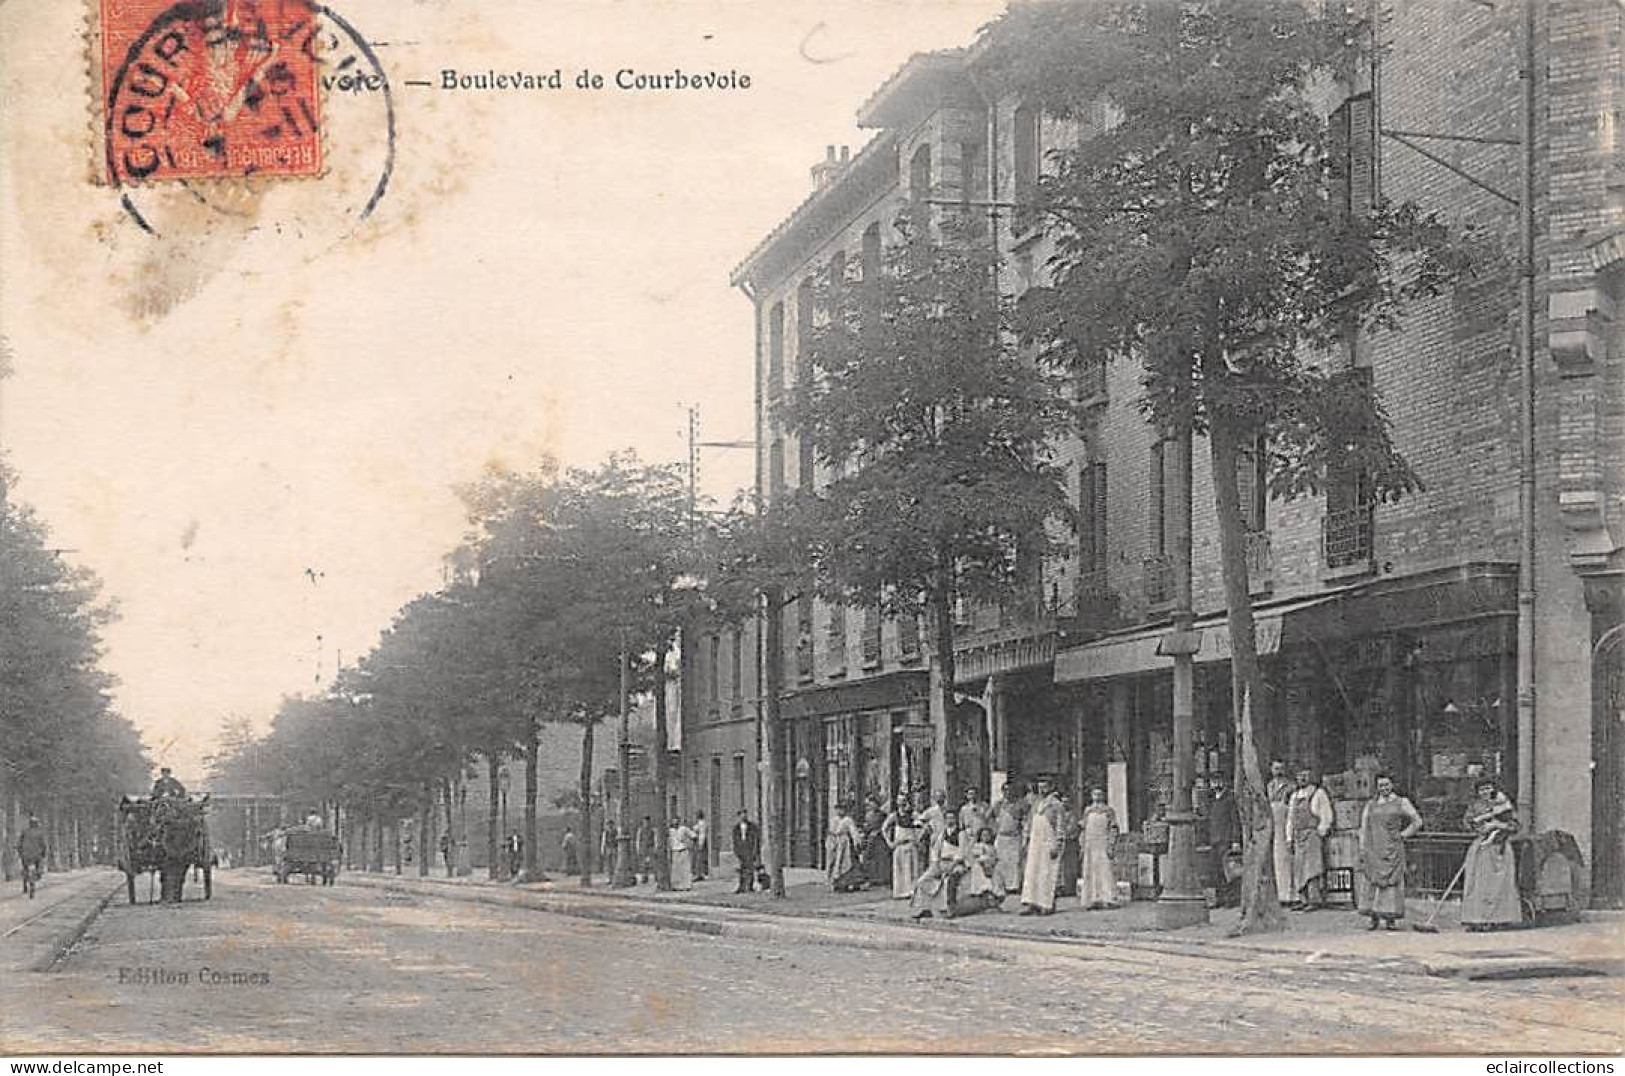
xmin=1143 ymin=554 xmax=1175 ymax=609
xmin=1244 ymin=529 xmax=1273 ymax=594
xmin=1323 ymin=505 xmax=1374 ymax=570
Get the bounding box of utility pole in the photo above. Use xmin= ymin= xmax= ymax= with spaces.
xmin=1514 ymin=0 xmax=1538 ymax=831
xmin=612 ymin=634 xmax=635 ymax=887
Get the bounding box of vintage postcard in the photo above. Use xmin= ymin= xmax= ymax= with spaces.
xmin=1 ymin=0 xmax=1621 ymax=1062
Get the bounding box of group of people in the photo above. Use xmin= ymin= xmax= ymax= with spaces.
xmin=594 ymin=810 xmax=724 ymax=890
xmin=823 ymin=778 xmax=1124 ymax=921
xmin=1264 ymin=760 xmax=1524 ymax=930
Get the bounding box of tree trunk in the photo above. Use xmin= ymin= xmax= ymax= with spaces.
xmin=930 ymin=560 xmax=960 ymax=804
xmin=523 ymin=716 xmax=539 ymax=880
xmin=392 ymin=817 xmax=403 ymax=875
xmin=486 ymin=753 xmax=502 ymax=881
xmin=418 ymin=784 xmax=432 ymax=877
xmin=653 ymin=639 xmax=673 ymax=891
xmin=1210 ymin=419 xmax=1286 ymax=935
xmin=761 ymin=585 xmax=787 ymax=897
xmin=440 ymin=777 xmax=456 ymax=877
xmin=578 ymin=719 xmax=596 ymax=886
xmin=2 ymin=791 xmax=15 ymax=881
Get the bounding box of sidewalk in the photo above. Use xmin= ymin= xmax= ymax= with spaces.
xmin=0 ymin=868 xmax=123 ymax=974
xmin=343 ymin=865 xmax=1625 ymax=980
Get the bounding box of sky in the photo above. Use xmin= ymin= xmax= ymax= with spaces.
xmin=0 ymin=0 xmax=1007 ymax=782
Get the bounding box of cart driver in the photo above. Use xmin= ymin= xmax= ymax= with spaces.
xmin=151 ymin=767 xmax=187 ymax=800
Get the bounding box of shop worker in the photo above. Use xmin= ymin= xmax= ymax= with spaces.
xmin=1266 ymin=759 xmax=1294 ymax=905
xmin=1286 ymin=766 xmax=1334 ymax=910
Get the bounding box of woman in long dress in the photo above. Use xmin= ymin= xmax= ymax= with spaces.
xmin=1078 ymin=788 xmax=1119 ymax=910
xmin=668 ymin=819 xmax=694 ymax=891
xmin=1357 ymin=774 xmax=1422 ymax=929
xmin=826 ymin=803 xmax=863 ymax=891
xmin=888 ymin=795 xmax=920 ymax=900
xmin=1461 ymin=778 xmax=1521 ymax=930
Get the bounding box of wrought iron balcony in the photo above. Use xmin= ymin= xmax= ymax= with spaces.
xmin=1244 ymin=529 xmax=1274 ymax=594
xmin=1323 ymin=505 xmax=1374 ymax=571
xmin=1143 ymin=554 xmax=1175 ymax=609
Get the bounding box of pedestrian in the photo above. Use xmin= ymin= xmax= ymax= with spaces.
xmin=918 ymin=789 xmax=948 ymax=862
xmin=1287 ymin=766 xmax=1334 ymax=910
xmin=886 ymin=794 xmax=919 ymax=900
xmin=599 ymin=818 xmax=618 ymax=880
xmin=957 ymin=786 xmax=988 ymax=857
xmin=1078 ymin=787 xmax=1119 ymax=910
xmin=910 ymin=817 xmax=964 ymax=920
xmin=635 ymin=817 xmax=656 ymax=884
xmin=731 ymin=810 xmax=760 ymax=893
xmin=1019 ymin=778 xmax=1064 ymax=915
xmin=561 ymin=827 xmax=579 ymax=875
xmin=691 ymin=810 xmax=709 ymax=881
xmin=826 ymin=803 xmax=863 ymax=892
xmin=16 ymin=815 xmax=46 ymax=892
xmin=668 ymin=816 xmax=694 ymax=891
xmin=1206 ymin=778 xmax=1242 ymax=908
xmin=860 ymin=798 xmax=891 ymax=890
xmin=990 ymin=781 xmax=1026 ymax=905
xmin=1358 ymin=774 xmax=1422 ymax=930
xmin=1266 ymin=759 xmax=1293 ymax=905
xmin=957 ymin=826 xmax=1000 ymax=916
xmin=439 ymin=831 xmax=453 ymax=875
xmin=505 ymin=830 xmax=524 ymax=879
xmin=1461 ymin=778 xmax=1521 ymax=931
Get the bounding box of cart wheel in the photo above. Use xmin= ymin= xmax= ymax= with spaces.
xmin=203 ymin=866 xmax=212 ymax=900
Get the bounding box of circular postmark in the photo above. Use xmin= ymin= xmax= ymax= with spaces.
xmin=104 ymin=0 xmax=394 ymax=254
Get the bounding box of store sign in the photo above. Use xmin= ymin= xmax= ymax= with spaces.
xmin=901 ymin=725 xmax=936 ymax=747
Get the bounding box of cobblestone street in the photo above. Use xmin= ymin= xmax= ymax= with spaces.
xmin=4 ymin=870 xmax=1620 ymax=1054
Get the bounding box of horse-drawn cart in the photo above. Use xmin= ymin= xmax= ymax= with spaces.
xmin=116 ymin=795 xmax=212 ymax=904
xmin=276 ymin=829 xmax=340 ymax=885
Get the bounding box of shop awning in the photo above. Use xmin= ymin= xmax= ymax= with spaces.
xmin=1053 ymin=594 xmax=1334 ymax=684
xmin=779 ymin=669 xmax=930 ymax=721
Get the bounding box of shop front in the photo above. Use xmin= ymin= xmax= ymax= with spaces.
xmin=779 ymin=670 xmax=930 ymax=869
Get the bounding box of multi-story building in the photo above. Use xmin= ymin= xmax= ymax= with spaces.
xmin=701 ymin=0 xmax=1623 ymax=901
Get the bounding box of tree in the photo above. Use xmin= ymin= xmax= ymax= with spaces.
xmin=785 ymin=207 xmax=1073 ymax=802
xmin=986 ymin=0 xmax=1466 ymax=933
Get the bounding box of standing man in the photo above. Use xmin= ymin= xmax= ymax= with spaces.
xmin=990 ymin=781 xmax=1027 ymax=905
xmin=691 ymin=810 xmax=709 ymax=882
xmin=504 ymin=830 xmax=523 ymax=880
xmin=731 ymin=810 xmax=760 ymax=893
xmin=439 ymin=831 xmax=453 ymax=876
xmin=16 ymin=815 xmax=47 ymax=891
xmin=1266 ymin=759 xmax=1294 ymax=906
xmin=599 ymin=818 xmax=618 ymax=882
xmin=919 ymin=789 xmax=949 ymax=862
xmin=634 ymin=816 xmax=656 ymax=884
xmin=1206 ymin=778 xmax=1241 ymax=908
xmin=561 ymin=827 xmax=579 ymax=875
xmin=1019 ymin=778 xmax=1064 ymax=916
xmin=1287 ymin=767 xmax=1334 ymax=910
xmin=957 ymin=787 xmax=988 ymax=857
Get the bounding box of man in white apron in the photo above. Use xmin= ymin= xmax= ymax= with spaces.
xmin=1019 ymin=779 xmax=1064 ymax=915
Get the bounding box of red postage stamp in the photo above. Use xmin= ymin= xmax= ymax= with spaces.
xmin=98 ymin=0 xmax=324 ymax=184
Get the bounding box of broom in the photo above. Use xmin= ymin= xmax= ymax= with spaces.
xmin=1413 ymin=860 xmax=1466 ymax=933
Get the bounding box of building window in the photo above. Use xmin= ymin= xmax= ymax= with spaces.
xmin=767 ymin=301 xmax=785 ymax=401
xmin=959 ymin=140 xmax=983 ymax=207
xmin=861 ymin=598 xmax=882 ymax=669
xmin=708 ymin=634 xmax=721 ymax=706
xmin=733 ymin=754 xmax=746 ymax=818
xmin=1013 ymin=102 xmax=1040 ymax=225
xmin=1079 ymin=458 xmax=1108 ymax=576
xmin=909 ymin=143 xmax=932 ymax=202
xmin=768 ymin=439 xmax=785 ymax=500
xmin=1329 ymin=92 xmax=1376 ymax=221
xmin=796 ymin=277 xmax=816 ymax=487
xmin=795 ymin=592 xmax=814 ymax=682
xmin=896 ymin=610 xmax=920 ymax=661
xmin=1323 ymin=373 xmax=1375 ymax=570
xmin=731 ymin=627 xmax=744 ymax=702
xmin=826 ymin=602 xmax=847 ymax=676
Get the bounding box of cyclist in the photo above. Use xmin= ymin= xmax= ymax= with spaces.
xmin=16 ymin=815 xmax=47 ymax=897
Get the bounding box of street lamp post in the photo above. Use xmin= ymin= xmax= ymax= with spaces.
xmin=612 ymin=634 xmax=637 ymax=887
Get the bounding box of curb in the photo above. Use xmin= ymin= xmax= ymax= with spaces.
xmin=14 ymin=876 xmax=122 ymax=973
xmin=341 ymin=872 xmax=1621 ymax=981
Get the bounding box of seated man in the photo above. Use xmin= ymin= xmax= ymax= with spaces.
xmin=151 ymin=767 xmax=187 ymax=800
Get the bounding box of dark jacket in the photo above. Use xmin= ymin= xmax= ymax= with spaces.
xmin=732 ymin=819 xmax=760 ymax=867
xmin=17 ymin=827 xmax=47 ymax=863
